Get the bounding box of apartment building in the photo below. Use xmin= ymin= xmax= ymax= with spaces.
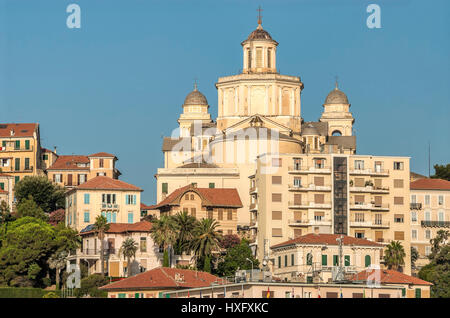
xmin=47 ymin=152 xmax=121 ymax=189
xmin=252 ymin=153 xmax=412 ymax=275
xmin=0 ymin=123 xmax=44 ymax=186
xmin=410 ymin=178 xmax=450 ymax=270
xmin=151 ymin=184 xmax=243 ymax=235
xmin=0 ymin=173 xmax=14 ymax=209
xmin=65 ymin=176 xmax=142 ymax=232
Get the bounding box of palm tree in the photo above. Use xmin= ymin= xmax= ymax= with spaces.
xmin=172 ymin=211 xmax=197 ymax=255
xmin=93 ymin=215 xmax=110 ymax=276
xmin=119 ymin=237 xmax=139 ymax=277
xmin=384 ymin=241 xmax=406 ymax=271
xmin=150 ymin=215 xmax=178 ymax=267
xmin=189 ymin=218 xmax=221 ymax=271
xmin=48 ymin=251 xmax=68 ymax=290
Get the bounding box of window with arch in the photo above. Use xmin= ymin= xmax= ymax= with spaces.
xmin=365 ymin=255 xmax=371 ymax=267
xmin=332 ymin=130 xmax=342 ymax=136
xmin=306 ymin=253 xmax=313 ymax=265
xmin=247 ymin=48 xmax=252 ymax=69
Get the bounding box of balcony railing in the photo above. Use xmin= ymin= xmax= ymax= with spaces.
xmin=288 ymin=201 xmax=332 ymax=209
xmin=101 ymin=203 xmax=120 ymax=210
xmin=350 ymin=202 xmax=389 ymax=210
xmin=0 ymin=145 xmax=34 ymax=152
xmin=410 ymin=203 xmax=422 ymax=210
xmin=421 ymin=221 xmax=450 ymax=228
xmin=288 ymin=184 xmax=331 ymax=192
xmin=249 ymin=186 xmax=257 ymax=194
xmin=349 ymin=168 xmax=389 ymax=176
xmin=249 ymin=203 xmax=258 ymax=211
xmin=350 ymin=221 xmax=390 ymax=228
xmin=80 ymin=248 xmax=116 ymax=256
xmin=349 ymin=186 xmax=389 ymax=193
xmin=288 ymin=166 xmax=331 ymax=173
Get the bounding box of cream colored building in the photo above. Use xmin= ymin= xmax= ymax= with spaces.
xmin=154 ymin=17 xmax=413 ymax=274
xmin=68 ymin=221 xmax=162 ymax=277
xmin=270 ymin=233 xmax=383 ymax=283
xmin=0 ymin=173 xmax=14 ymax=209
xmin=65 ymin=176 xmax=142 ymax=232
xmin=410 ymin=178 xmax=450 ymax=270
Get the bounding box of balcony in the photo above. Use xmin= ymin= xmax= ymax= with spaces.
xmin=350 ymin=168 xmax=389 ymax=177
xmin=249 ymin=203 xmax=258 ymax=212
xmin=421 ymin=221 xmax=450 ymax=228
xmin=288 ymin=184 xmax=331 ymax=192
xmin=101 ymin=203 xmax=120 ymax=211
xmin=410 ymin=203 xmax=422 ymax=210
xmin=288 ymin=201 xmax=332 ymax=209
xmin=350 ymin=221 xmax=390 ymax=229
xmin=0 ymin=145 xmax=34 ymax=152
xmin=250 ymin=220 xmax=258 ymax=229
xmin=78 ymin=248 xmax=116 ymax=257
xmin=288 ymin=166 xmax=331 ymax=174
xmin=350 ymin=202 xmax=389 ymax=211
xmin=249 ymin=186 xmax=257 ymax=194
xmin=349 ymin=186 xmax=389 ymax=194
xmin=288 ymin=219 xmax=310 ymax=226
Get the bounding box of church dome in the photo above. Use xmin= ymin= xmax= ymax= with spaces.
xmin=242 ymin=23 xmax=278 ymax=45
xmin=324 ymin=86 xmax=349 ymax=105
xmin=183 ymin=85 xmax=208 ymax=106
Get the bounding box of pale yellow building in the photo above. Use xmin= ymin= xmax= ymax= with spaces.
xmin=65 ymin=176 xmax=142 ymax=232
xmin=0 ymin=123 xmax=44 ymax=187
xmin=0 ymin=173 xmax=14 ymax=209
xmin=47 ymin=152 xmax=121 ymax=189
xmin=410 ymin=178 xmax=450 ymax=270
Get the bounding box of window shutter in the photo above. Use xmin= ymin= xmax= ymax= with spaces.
xmin=322 ymin=255 xmax=327 ymax=266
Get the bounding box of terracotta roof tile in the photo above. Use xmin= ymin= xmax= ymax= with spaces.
xmin=152 ymin=185 xmax=242 ymax=209
xmin=271 ymin=233 xmax=382 ymax=249
xmin=74 ymin=176 xmax=142 ymax=191
xmin=350 ymin=269 xmax=432 ymax=286
xmin=100 ymin=267 xmax=221 ymax=291
xmin=80 ymin=220 xmax=152 ymax=235
xmin=0 ymin=123 xmax=38 ymax=138
xmin=47 ymin=155 xmax=90 ymax=170
xmin=410 ymin=178 xmax=450 ymax=190
xmin=88 ymin=152 xmax=116 ymax=158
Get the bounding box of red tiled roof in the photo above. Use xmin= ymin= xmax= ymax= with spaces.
xmin=88 ymin=152 xmax=116 ymax=158
xmin=141 ymin=203 xmax=158 ymax=210
xmin=99 ymin=267 xmax=221 ymax=291
xmin=152 ymin=185 xmax=242 ymax=209
xmin=80 ymin=220 xmax=152 ymax=235
xmin=74 ymin=176 xmax=142 ymax=191
xmin=350 ymin=269 xmax=432 ymax=286
xmin=0 ymin=123 xmax=38 ymax=137
xmin=271 ymin=233 xmax=383 ymax=249
xmin=411 ymin=178 xmax=450 ymax=190
xmin=47 ymin=155 xmax=90 ymax=170
xmin=41 ymin=147 xmax=57 ymax=154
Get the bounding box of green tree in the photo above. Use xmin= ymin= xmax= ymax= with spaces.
xmin=429 ymin=229 xmax=449 ymax=260
xmin=189 ymin=218 xmax=221 ymax=271
xmin=150 ymin=215 xmax=178 ymax=267
xmin=74 ymin=274 xmax=109 ymax=298
xmin=54 ymin=223 xmax=80 ymax=254
xmin=120 ymin=237 xmax=138 ymax=277
xmin=217 ymin=239 xmax=259 ymax=277
xmin=93 ymin=215 xmax=110 ymax=276
xmin=431 ymin=164 xmax=450 ymax=181
xmin=172 ymin=211 xmax=197 ymax=254
xmin=0 ymin=217 xmax=56 ymax=287
xmin=419 ymin=245 xmax=450 ymax=298
xmin=0 ymin=201 xmax=13 ymax=224
xmin=14 ymin=176 xmax=65 ymax=212
xmin=16 ymin=195 xmax=47 ymax=220
xmin=384 ymin=241 xmax=406 ymax=271
xmin=203 ymin=255 xmax=211 ymax=273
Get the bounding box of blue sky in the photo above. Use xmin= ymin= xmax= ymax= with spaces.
xmin=1 ymin=0 xmax=449 ymax=204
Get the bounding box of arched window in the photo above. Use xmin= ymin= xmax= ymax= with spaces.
xmin=332 ymin=130 xmax=342 ymax=136
xmin=306 ymin=253 xmax=313 ymax=265
xmin=247 ymin=48 xmax=252 ymax=69
xmin=365 ymin=255 xmax=371 ymax=267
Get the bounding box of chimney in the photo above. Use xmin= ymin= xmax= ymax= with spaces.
xmin=10 ymin=129 xmax=14 ymax=136
xmin=54 ymin=146 xmax=57 ymax=154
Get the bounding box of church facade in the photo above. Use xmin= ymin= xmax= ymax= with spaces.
xmin=155 ymin=18 xmax=412 ymax=274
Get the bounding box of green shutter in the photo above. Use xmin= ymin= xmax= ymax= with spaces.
xmin=15 ymin=158 xmax=20 ymax=171
xmin=306 ymin=253 xmax=313 ymax=265
xmin=2 ymin=141 xmax=6 ymax=147
xmin=278 ymin=256 xmax=281 ymax=268
xmin=365 ymin=255 xmax=371 ymax=267
xmin=25 ymin=140 xmax=30 ymax=150
xmin=25 ymin=158 xmax=30 ymax=170
xmin=14 ymin=176 xmax=20 ymax=184
xmin=135 ymin=293 xmax=140 ymax=298
xmin=0 ymin=183 xmax=4 ymax=190
xmin=344 ymin=255 xmax=350 ymax=266
xmin=415 ymin=288 xmax=421 ymax=298
xmin=118 ymin=293 xmax=126 ymax=298
xmin=333 ymin=255 xmax=339 ymax=266
xmin=322 ymin=255 xmax=327 ymax=266
xmin=162 ymin=183 xmax=168 ymax=194
xmin=15 ymin=140 xmax=20 ymax=149
xmin=401 ymin=288 xmax=406 ymax=297
xmin=209 ymin=183 xmax=215 ymax=188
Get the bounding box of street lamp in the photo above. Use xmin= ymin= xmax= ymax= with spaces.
xmin=246 ymin=258 xmax=254 ymax=282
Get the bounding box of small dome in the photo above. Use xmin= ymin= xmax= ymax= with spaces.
xmin=243 ymin=24 xmax=278 ymax=44
xmin=302 ymin=124 xmax=319 ymax=136
xmin=183 ymin=85 xmax=208 ymax=106
xmin=324 ymin=86 xmax=349 ymax=105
